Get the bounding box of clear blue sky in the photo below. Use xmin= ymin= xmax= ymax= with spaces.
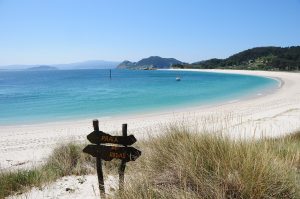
xmin=0 ymin=0 xmax=300 ymax=65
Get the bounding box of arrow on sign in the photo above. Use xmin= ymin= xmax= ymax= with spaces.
xmin=87 ymin=131 xmax=137 ymax=145
xmin=83 ymin=145 xmax=141 ymax=162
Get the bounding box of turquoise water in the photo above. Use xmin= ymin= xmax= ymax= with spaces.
xmin=0 ymin=69 xmax=278 ymax=125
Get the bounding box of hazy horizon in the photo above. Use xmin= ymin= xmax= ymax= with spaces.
xmin=0 ymin=59 xmax=120 ymax=67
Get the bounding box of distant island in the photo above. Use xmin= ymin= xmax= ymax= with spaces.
xmin=117 ymin=56 xmax=184 ymax=69
xmin=0 ymin=60 xmax=120 ymax=70
xmin=174 ymin=46 xmax=300 ymax=71
xmin=27 ymin=65 xmax=58 ymax=71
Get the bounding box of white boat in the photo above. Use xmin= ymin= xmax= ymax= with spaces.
xmin=176 ymin=76 xmax=181 ymax=81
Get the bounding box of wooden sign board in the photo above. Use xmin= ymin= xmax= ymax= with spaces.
xmin=83 ymin=121 xmax=141 ymax=198
xmin=87 ymin=131 xmax=137 ymax=146
xmin=83 ymin=144 xmax=141 ymax=162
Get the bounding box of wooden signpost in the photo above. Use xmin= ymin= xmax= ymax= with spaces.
xmin=83 ymin=145 xmax=141 ymax=161
xmin=83 ymin=120 xmax=141 ymax=198
xmin=87 ymin=131 xmax=137 ymax=145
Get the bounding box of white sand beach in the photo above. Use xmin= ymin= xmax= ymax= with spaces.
xmin=1 ymin=69 xmax=300 ymax=171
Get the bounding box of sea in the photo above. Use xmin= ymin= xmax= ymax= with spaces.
xmin=0 ymin=69 xmax=279 ymax=125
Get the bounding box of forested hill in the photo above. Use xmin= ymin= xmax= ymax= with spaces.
xmin=175 ymin=46 xmax=300 ymax=71
xmin=117 ymin=56 xmax=184 ymax=69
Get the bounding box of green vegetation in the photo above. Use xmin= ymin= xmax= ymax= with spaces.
xmin=120 ymin=127 xmax=300 ymax=198
xmin=117 ymin=56 xmax=184 ymax=69
xmin=0 ymin=143 xmax=95 ymax=198
xmin=173 ymin=46 xmax=300 ymax=71
xmin=1 ymin=128 xmax=299 ymax=199
xmin=0 ymin=169 xmax=42 ymax=198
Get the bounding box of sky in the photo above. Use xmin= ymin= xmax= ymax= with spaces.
xmin=0 ymin=0 xmax=300 ymax=65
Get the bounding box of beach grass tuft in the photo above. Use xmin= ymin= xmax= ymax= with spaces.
xmin=0 ymin=128 xmax=299 ymax=198
xmin=0 ymin=169 xmax=43 ymax=198
xmin=42 ymin=142 xmax=95 ymax=178
xmin=0 ymin=142 xmax=95 ymax=198
xmin=119 ymin=128 xmax=300 ymax=198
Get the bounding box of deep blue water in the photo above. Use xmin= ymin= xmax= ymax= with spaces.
xmin=0 ymin=69 xmax=278 ymax=125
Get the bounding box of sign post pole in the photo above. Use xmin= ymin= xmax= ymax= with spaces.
xmin=93 ymin=120 xmax=106 ymax=199
xmin=83 ymin=120 xmax=141 ymax=197
xmin=119 ymin=124 xmax=127 ymax=192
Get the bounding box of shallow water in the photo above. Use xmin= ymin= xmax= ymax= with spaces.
xmin=0 ymin=69 xmax=278 ymax=125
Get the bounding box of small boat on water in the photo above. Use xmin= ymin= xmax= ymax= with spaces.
xmin=176 ymin=76 xmax=181 ymax=81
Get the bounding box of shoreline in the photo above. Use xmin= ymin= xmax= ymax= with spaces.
xmin=1 ymin=69 xmax=300 ymax=170
xmin=0 ymin=69 xmax=281 ymax=127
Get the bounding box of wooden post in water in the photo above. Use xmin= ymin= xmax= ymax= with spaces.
xmin=93 ymin=119 xmax=106 ymax=199
xmin=110 ymin=69 xmax=112 ymax=79
xmin=119 ymin=123 xmax=127 ymax=192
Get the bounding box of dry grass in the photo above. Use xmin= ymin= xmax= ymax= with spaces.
xmin=42 ymin=142 xmax=95 ymax=177
xmin=1 ymin=127 xmax=299 ymax=199
xmin=119 ymin=127 xmax=300 ymax=199
xmin=0 ymin=143 xmax=95 ymax=198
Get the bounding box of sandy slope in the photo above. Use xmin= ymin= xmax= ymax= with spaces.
xmin=1 ymin=69 xmax=300 ymax=171
xmin=7 ymin=175 xmax=118 ymax=199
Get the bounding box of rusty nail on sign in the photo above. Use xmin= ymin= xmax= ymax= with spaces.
xmin=83 ymin=120 xmax=141 ymax=199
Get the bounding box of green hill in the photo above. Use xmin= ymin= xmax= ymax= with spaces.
xmin=175 ymin=46 xmax=300 ymax=71
xmin=117 ymin=56 xmax=184 ymax=69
